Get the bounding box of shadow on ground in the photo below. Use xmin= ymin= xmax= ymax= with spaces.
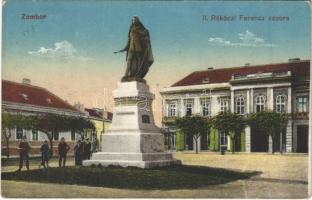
xmin=1 ymin=165 xmax=261 ymax=190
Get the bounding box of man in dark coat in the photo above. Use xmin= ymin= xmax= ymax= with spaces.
xmin=17 ymin=136 xmax=31 ymax=171
xmin=74 ymin=140 xmax=82 ymax=166
xmin=40 ymin=140 xmax=50 ymax=168
xmin=84 ymin=138 xmax=91 ymax=160
xmin=58 ymin=137 xmax=70 ymax=167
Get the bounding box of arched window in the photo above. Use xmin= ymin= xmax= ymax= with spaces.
xmin=276 ymin=95 xmax=286 ymax=113
xmin=235 ymin=96 xmax=245 ymax=115
xmin=201 ymin=98 xmax=210 ymax=117
xmin=255 ymin=95 xmax=266 ymax=112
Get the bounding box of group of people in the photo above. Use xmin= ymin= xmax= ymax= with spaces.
xmin=74 ymin=138 xmax=91 ymax=166
xmin=17 ymin=136 xmax=93 ymax=171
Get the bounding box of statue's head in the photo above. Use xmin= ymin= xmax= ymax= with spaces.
xmin=132 ymin=16 xmax=140 ymax=25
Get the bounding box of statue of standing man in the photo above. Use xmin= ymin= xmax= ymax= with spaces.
xmin=114 ymin=16 xmax=154 ymax=82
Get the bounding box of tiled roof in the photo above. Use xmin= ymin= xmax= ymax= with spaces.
xmin=2 ymin=80 xmax=79 ymax=112
xmin=85 ymin=108 xmax=103 ymax=119
xmin=172 ymin=60 xmax=310 ymax=87
xmin=85 ymin=108 xmax=113 ymax=121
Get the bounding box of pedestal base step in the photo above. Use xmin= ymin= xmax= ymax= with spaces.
xmin=82 ymin=152 xmax=181 ymax=168
xmin=83 ymin=159 xmax=181 ymax=169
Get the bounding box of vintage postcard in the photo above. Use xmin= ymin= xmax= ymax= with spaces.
xmin=1 ymin=0 xmax=311 ymax=199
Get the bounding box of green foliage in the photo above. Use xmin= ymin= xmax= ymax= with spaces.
xmin=210 ymin=112 xmax=246 ymax=154
xmin=1 ymin=165 xmax=259 ymax=190
xmin=247 ymin=111 xmax=289 ymax=153
xmin=2 ymin=113 xmax=34 ymax=130
xmin=176 ymin=129 xmax=185 ymax=151
xmin=209 ymin=128 xmax=219 ymax=151
xmin=175 ymin=115 xmax=209 ymax=153
xmin=240 ymin=132 xmax=246 ymax=152
xmin=2 ymin=113 xmax=95 ymax=156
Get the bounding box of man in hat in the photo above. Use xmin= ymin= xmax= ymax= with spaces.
xmin=17 ymin=136 xmax=31 ymax=171
xmin=58 ymin=137 xmax=70 ymax=167
xmin=40 ymin=140 xmax=50 ymax=168
xmin=84 ymin=138 xmax=92 ymax=160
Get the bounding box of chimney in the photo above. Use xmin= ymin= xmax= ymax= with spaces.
xmin=22 ymin=78 xmax=31 ymax=85
xmin=74 ymin=102 xmax=85 ymax=112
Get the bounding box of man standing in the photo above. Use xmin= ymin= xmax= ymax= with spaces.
xmin=84 ymin=138 xmax=91 ymax=160
xmin=40 ymin=140 xmax=50 ymax=168
xmin=74 ymin=140 xmax=82 ymax=166
xmin=17 ymin=136 xmax=31 ymax=171
xmin=58 ymin=137 xmax=70 ymax=167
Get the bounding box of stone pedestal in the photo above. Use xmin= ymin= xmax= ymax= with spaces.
xmin=83 ymin=81 xmax=180 ymax=168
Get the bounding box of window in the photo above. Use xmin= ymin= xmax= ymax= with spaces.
xmin=235 ymin=96 xmax=245 ymax=115
xmin=184 ymin=99 xmax=193 ymax=116
xmin=168 ymin=103 xmax=177 ymax=117
xmin=297 ymin=96 xmax=308 ymax=112
xmin=220 ymin=99 xmax=229 ymax=112
xmin=71 ymin=130 xmax=75 ymax=141
xmin=53 ymin=131 xmax=59 ymax=140
xmin=16 ymin=127 xmax=23 ymax=140
xmin=255 ymin=95 xmax=266 ymax=112
xmin=276 ymin=95 xmax=286 ymax=113
xmin=32 ymin=130 xmax=38 ymax=141
xmin=186 ymin=103 xmax=193 ymax=116
xmin=201 ymin=98 xmax=210 ymax=117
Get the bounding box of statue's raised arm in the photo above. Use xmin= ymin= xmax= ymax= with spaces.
xmin=114 ymin=16 xmax=154 ymax=82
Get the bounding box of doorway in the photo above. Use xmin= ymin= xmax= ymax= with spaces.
xmin=297 ymin=125 xmax=308 ymax=153
xmin=251 ymin=129 xmax=268 ymax=152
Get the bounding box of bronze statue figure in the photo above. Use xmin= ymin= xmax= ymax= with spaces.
xmin=114 ymin=16 xmax=154 ymax=82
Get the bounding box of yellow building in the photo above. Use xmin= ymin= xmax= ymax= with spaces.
xmin=85 ymin=108 xmax=113 ymax=151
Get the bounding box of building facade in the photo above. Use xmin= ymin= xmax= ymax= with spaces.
xmin=160 ymin=59 xmax=310 ymax=153
xmin=81 ymin=106 xmax=113 ymax=151
xmin=2 ymin=79 xmax=85 ymax=156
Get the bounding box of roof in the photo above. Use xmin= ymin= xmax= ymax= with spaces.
xmin=2 ymin=80 xmax=79 ymax=112
xmin=85 ymin=108 xmax=103 ymax=119
xmin=172 ymin=60 xmax=310 ymax=87
xmin=107 ymin=112 xmax=113 ymax=121
xmin=85 ymin=108 xmax=113 ymax=121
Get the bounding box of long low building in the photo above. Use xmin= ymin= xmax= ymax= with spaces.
xmin=2 ymin=79 xmax=86 ymax=156
xmin=160 ymin=59 xmax=310 ymax=153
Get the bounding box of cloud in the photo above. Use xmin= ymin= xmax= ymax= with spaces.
xmin=208 ymin=30 xmax=276 ymax=47
xmin=28 ymin=40 xmax=93 ymax=61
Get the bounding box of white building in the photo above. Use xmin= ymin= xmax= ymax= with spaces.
xmin=160 ymin=59 xmax=309 ymax=153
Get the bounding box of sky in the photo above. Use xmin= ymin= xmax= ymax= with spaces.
xmin=2 ymin=0 xmax=310 ymax=125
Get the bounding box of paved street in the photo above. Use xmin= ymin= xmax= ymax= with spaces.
xmin=1 ymin=153 xmax=308 ymax=198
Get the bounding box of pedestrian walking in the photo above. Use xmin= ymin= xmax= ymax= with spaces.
xmin=17 ymin=136 xmax=31 ymax=171
xmin=40 ymin=140 xmax=50 ymax=168
xmin=58 ymin=137 xmax=70 ymax=167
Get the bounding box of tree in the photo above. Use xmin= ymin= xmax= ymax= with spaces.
xmin=209 ymin=112 xmax=246 ymax=154
xmin=69 ymin=117 xmax=95 ymax=140
xmin=2 ymin=113 xmax=15 ymax=158
xmin=33 ymin=114 xmax=69 ymax=157
xmin=247 ymin=111 xmax=289 ymax=154
xmin=33 ymin=114 xmax=95 ymax=157
xmin=2 ymin=113 xmax=34 ymax=158
xmin=175 ymin=115 xmax=209 ymax=154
